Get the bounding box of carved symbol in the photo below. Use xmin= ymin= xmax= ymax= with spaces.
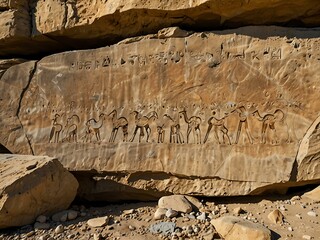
xmin=102 ymin=57 xmax=111 ymax=67
xmin=252 ymin=109 xmax=285 ymax=144
xmin=49 ymin=113 xmax=63 ymax=143
xmin=157 ymin=124 xmax=165 ymax=143
xmin=204 ymin=112 xmax=231 ymax=144
xmin=84 ymin=113 xmax=106 ymax=142
xmin=164 ymin=114 xmax=184 ymax=144
xmin=179 ymin=110 xmax=202 ymax=144
xmin=62 ymin=114 xmax=80 ymax=143
xmin=232 ymin=106 xmax=254 ymax=144
xmin=108 ymin=109 xmax=128 ymax=143
xmin=130 ymin=111 xmax=158 ymax=143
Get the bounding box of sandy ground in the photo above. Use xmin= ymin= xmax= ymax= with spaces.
xmin=0 ymin=187 xmax=319 ymax=240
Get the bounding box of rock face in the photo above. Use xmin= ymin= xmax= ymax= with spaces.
xmin=1 ymin=26 xmax=320 ymax=201
xmin=1 ymin=0 xmax=320 ymax=57
xmin=0 ymin=154 xmax=78 ymax=229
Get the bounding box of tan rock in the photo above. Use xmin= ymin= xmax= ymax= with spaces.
xmin=1 ymin=0 xmax=320 ymax=57
xmin=185 ymin=196 xmax=203 ymax=211
xmin=159 ymin=195 xmax=192 ymax=213
xmin=0 ymin=154 xmax=78 ymax=229
xmin=1 ymin=26 xmax=320 ymax=201
xmin=211 ymin=216 xmax=271 ymax=240
xmin=52 ymin=211 xmax=68 ymax=222
xmin=154 ymin=208 xmax=167 ymax=220
xmin=233 ymin=207 xmax=245 ymax=215
xmin=87 ymin=216 xmax=109 ymax=228
xmin=268 ymin=210 xmax=284 ymax=224
xmin=302 ymin=186 xmax=320 ymax=201
xmin=158 ymin=27 xmax=190 ymax=39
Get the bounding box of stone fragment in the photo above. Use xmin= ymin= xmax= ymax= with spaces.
xmin=154 ymin=208 xmax=167 ymax=220
xmin=122 ymin=209 xmax=135 ymax=215
xmin=87 ymin=216 xmax=109 ymax=228
xmin=158 ymin=195 xmax=192 ymax=213
xmin=67 ymin=210 xmax=78 ymax=220
xmin=211 ymin=216 xmax=271 ymax=240
xmin=0 ymin=154 xmax=78 ymax=229
xmin=166 ymin=208 xmax=178 ymax=218
xmin=307 ymin=211 xmax=317 ymax=217
xmin=34 ymin=222 xmax=51 ymax=230
xmin=197 ymin=212 xmax=206 ymax=221
xmin=54 ymin=224 xmax=64 ymax=234
xmin=52 ymin=211 xmax=68 ymax=222
xmin=38 ymin=235 xmax=50 ymax=240
xmin=303 ymin=235 xmax=312 ymax=240
xmin=158 ymin=27 xmax=190 ymax=39
xmin=303 ymin=186 xmax=320 ymax=201
xmin=149 ymin=222 xmax=176 ymax=236
xmin=268 ymin=210 xmax=284 ymax=224
xmin=36 ymin=215 xmax=47 ymax=223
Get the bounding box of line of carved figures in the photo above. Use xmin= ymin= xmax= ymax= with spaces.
xmin=49 ymin=106 xmax=285 ymax=145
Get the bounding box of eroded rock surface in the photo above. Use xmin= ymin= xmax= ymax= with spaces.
xmin=1 ymin=26 xmax=320 ymax=201
xmin=1 ymin=0 xmax=320 ymax=57
xmin=0 ymin=154 xmax=78 ymax=229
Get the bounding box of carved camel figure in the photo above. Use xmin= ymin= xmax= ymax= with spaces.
xmin=85 ymin=113 xmax=105 ymax=142
xmin=63 ymin=114 xmax=80 ymax=143
xmin=163 ymin=114 xmax=184 ymax=144
xmin=108 ymin=109 xmax=128 ymax=142
xmin=130 ymin=111 xmax=158 ymax=143
xmin=49 ymin=113 xmax=63 ymax=143
xmin=252 ymin=109 xmax=285 ymax=144
xmin=179 ymin=110 xmax=202 ymax=144
xmin=204 ymin=112 xmax=231 ymax=144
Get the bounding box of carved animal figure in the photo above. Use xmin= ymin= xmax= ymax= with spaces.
xmin=62 ymin=114 xmax=80 ymax=143
xmin=179 ymin=110 xmax=202 ymax=144
xmin=157 ymin=124 xmax=165 ymax=143
xmin=232 ymin=106 xmax=254 ymax=144
xmin=49 ymin=113 xmax=63 ymax=143
xmin=163 ymin=114 xmax=184 ymax=144
xmin=252 ymin=109 xmax=285 ymax=144
xmin=108 ymin=109 xmax=128 ymax=142
xmin=130 ymin=111 xmax=158 ymax=143
xmin=84 ymin=113 xmax=105 ymax=142
xmin=204 ymin=113 xmax=231 ymax=144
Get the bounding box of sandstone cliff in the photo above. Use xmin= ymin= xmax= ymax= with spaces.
xmin=0 ymin=0 xmax=320 ymax=57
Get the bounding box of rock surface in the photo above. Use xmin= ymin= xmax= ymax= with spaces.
xmin=303 ymin=186 xmax=320 ymax=201
xmin=0 ymin=154 xmax=78 ymax=229
xmin=1 ymin=26 xmax=320 ymax=201
xmin=158 ymin=195 xmax=193 ymax=213
xmin=211 ymin=216 xmax=271 ymax=240
xmin=1 ymin=0 xmax=320 ymax=57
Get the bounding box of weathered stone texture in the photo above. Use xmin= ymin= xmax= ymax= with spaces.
xmin=0 ymin=154 xmax=78 ymax=229
xmin=1 ymin=0 xmax=320 ymax=57
xmin=1 ymin=26 xmax=319 ymax=200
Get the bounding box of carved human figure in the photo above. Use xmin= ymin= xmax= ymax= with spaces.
xmin=49 ymin=113 xmax=63 ymax=143
xmin=204 ymin=111 xmax=231 ymax=144
xmin=108 ymin=109 xmax=128 ymax=142
xmin=130 ymin=111 xmax=158 ymax=143
xmin=252 ymin=109 xmax=285 ymax=144
xmin=179 ymin=110 xmax=202 ymax=144
xmin=63 ymin=114 xmax=80 ymax=143
xmin=84 ymin=113 xmax=105 ymax=142
xmin=157 ymin=124 xmax=165 ymax=143
xmin=232 ymin=106 xmax=254 ymax=144
xmin=163 ymin=114 xmax=184 ymax=144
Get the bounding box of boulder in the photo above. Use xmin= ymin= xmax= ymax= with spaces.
xmin=211 ymin=216 xmax=272 ymax=240
xmin=87 ymin=216 xmax=109 ymax=228
xmin=302 ymin=186 xmax=320 ymax=201
xmin=158 ymin=195 xmax=192 ymax=213
xmin=154 ymin=208 xmax=167 ymax=220
xmin=268 ymin=210 xmax=284 ymax=224
xmin=0 ymin=154 xmax=78 ymax=229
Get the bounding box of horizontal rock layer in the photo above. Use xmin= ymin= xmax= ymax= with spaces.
xmin=1 ymin=26 xmax=320 ymax=201
xmin=0 ymin=0 xmax=320 ymax=57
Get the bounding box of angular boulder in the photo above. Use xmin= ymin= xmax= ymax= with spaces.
xmin=0 ymin=154 xmax=78 ymax=229
xmin=211 ymin=216 xmax=272 ymax=240
xmin=158 ymin=195 xmax=192 ymax=213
